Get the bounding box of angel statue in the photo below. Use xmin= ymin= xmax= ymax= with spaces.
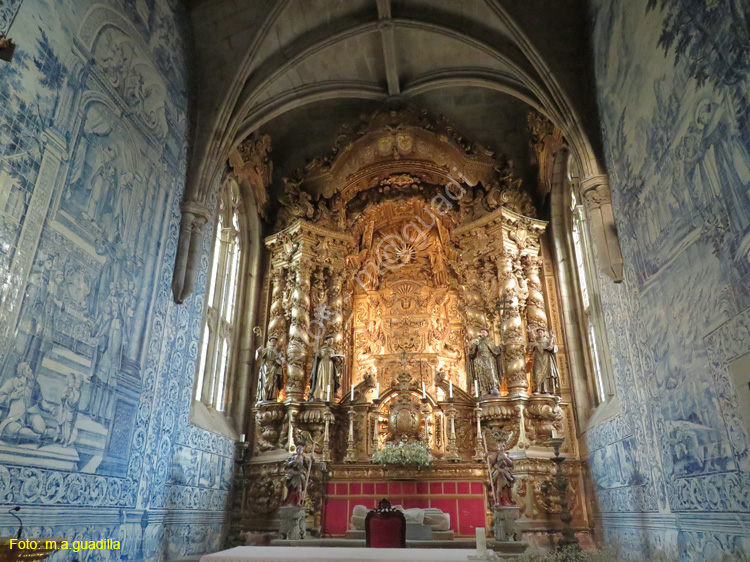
xmin=256 ymin=336 xmax=284 ymax=403
xmin=468 ymin=328 xmax=502 ymax=396
xmin=308 ymin=335 xmax=344 ymax=401
xmin=489 ymin=442 xmax=515 ymax=506
xmin=529 ymin=327 xmax=561 ymax=396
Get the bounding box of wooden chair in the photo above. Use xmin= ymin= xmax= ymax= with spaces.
xmin=365 ymin=498 xmax=406 ymax=548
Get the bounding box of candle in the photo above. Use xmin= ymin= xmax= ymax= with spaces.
xmin=351 ymin=384 xmax=355 ymax=401
xmin=474 ymin=380 xmax=479 ymax=398
xmin=552 ymin=427 xmax=559 ymax=439
xmin=376 ymin=383 xmax=380 ymax=400
xmin=449 ymin=380 xmax=453 ymax=399
xmin=475 ymin=527 xmax=487 ymax=555
xmin=422 ymin=382 xmax=426 ymax=399
xmin=326 ymin=386 xmax=330 ymax=402
xmin=240 ymin=433 xmax=246 ymax=442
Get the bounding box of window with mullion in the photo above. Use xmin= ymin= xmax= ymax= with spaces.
xmin=194 ymin=186 xmax=243 ymax=412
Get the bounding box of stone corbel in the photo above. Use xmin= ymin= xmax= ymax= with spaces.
xmin=580 ymin=175 xmax=623 ymax=283
xmin=172 ymin=201 xmax=213 ymax=303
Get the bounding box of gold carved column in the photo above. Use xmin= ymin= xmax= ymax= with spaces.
xmin=285 ymin=260 xmax=311 ymax=400
xmin=267 ymin=268 xmax=287 ymax=341
xmin=498 ymin=253 xmax=526 ymax=395
xmin=522 ymin=255 xmax=547 ymax=331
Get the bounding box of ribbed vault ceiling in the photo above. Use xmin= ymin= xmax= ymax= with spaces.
xmin=185 ymin=0 xmax=603 ymax=207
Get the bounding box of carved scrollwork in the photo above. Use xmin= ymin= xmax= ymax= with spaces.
xmin=244 ymin=468 xmax=282 ymax=514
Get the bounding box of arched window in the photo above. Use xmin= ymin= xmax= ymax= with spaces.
xmin=194 ymin=180 xmax=243 ymax=412
xmin=569 ymin=189 xmax=613 ymax=405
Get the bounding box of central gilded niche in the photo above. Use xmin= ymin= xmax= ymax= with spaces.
xmin=348 ymin=199 xmax=466 ymax=391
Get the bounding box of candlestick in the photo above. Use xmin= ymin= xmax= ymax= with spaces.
xmin=345 ymin=407 xmax=357 ymax=462
xmin=474 ymin=380 xmax=478 ymax=398
xmin=351 ymin=384 xmax=354 ymax=402
xmin=473 ymin=405 xmax=484 ymax=462
xmin=449 ymin=380 xmax=453 ymax=399
xmin=422 ymin=382 xmax=426 ymax=399
xmin=446 ymin=403 xmax=459 ymax=461
xmin=323 ymin=408 xmax=332 ymax=462
xmin=372 ymin=406 xmax=380 ymax=456
xmin=421 ymin=399 xmax=430 ymax=443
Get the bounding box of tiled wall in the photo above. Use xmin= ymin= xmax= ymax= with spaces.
xmin=0 ymin=1 xmax=233 ymax=560
xmin=588 ymin=0 xmax=750 ymax=559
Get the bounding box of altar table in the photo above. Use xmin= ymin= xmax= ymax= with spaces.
xmin=201 ymin=546 xmax=483 ymax=562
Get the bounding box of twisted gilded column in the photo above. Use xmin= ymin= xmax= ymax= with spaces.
xmin=285 ymin=262 xmax=311 ymax=400
xmin=267 ymin=268 xmax=287 ymax=341
xmin=498 ymin=255 xmax=526 ymax=395
xmin=522 ymin=255 xmax=547 ymax=331
xmin=329 ymin=273 xmax=344 ymax=343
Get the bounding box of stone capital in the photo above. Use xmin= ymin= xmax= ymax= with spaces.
xmin=580 ymin=175 xmax=611 ymax=211
xmin=180 ymin=201 xmax=212 ymax=225
xmin=172 ymin=200 xmax=213 ymax=303
xmin=579 ymin=174 xmax=609 ymax=194
xmin=579 ymin=174 xmax=623 ymax=283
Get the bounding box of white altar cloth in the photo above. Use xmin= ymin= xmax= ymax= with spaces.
xmin=201 ymin=546 xmax=482 ymax=562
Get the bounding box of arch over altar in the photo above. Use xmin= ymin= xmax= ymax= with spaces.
xmin=238 ymin=104 xmax=590 ymax=544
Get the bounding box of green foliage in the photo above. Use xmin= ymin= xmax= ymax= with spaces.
xmin=371 ymin=441 xmax=433 ymax=467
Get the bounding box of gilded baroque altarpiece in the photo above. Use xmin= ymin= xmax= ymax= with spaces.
xmin=232 ymin=107 xmax=592 ymax=542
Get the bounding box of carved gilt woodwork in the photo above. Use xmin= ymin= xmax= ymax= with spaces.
xmin=236 ymin=104 xmax=591 ymax=542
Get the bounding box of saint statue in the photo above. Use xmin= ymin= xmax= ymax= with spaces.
xmin=529 ymin=328 xmax=561 ymax=396
xmin=489 ymin=443 xmax=515 ymax=506
xmin=256 ymin=337 xmax=284 ymax=402
xmin=308 ymin=335 xmax=343 ymax=401
xmin=468 ymin=328 xmax=502 ymax=396
xmin=283 ymin=434 xmax=312 ymax=507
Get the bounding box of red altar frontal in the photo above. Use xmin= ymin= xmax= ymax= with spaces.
xmin=323 ymin=479 xmax=487 ymax=537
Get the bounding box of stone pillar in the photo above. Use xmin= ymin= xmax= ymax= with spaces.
xmin=580 ymin=175 xmax=623 ymax=283
xmin=285 ymin=262 xmax=311 ymax=400
xmin=498 ymin=255 xmax=526 ymax=395
xmin=492 ymin=505 xmax=520 ymax=541
xmin=172 ymin=201 xmax=212 ymax=303
xmin=522 ymin=255 xmax=547 ymax=331
xmin=279 ymin=506 xmax=306 ymax=540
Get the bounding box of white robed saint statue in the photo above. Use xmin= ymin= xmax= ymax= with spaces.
xmin=308 ymin=335 xmax=343 ymax=401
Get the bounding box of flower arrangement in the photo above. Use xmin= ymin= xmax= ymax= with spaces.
xmin=371 ymin=441 xmax=433 ymax=467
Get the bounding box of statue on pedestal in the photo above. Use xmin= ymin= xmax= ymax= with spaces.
xmin=283 ymin=434 xmax=312 ymax=507
xmin=279 ymin=433 xmax=310 ymax=540
xmin=468 ymin=328 xmax=502 ymax=396
xmin=529 ymin=328 xmax=560 ymax=396
xmin=256 ymin=337 xmax=284 ymax=403
xmin=489 ymin=443 xmax=515 ymax=507
xmin=308 ymin=335 xmax=343 ymax=401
